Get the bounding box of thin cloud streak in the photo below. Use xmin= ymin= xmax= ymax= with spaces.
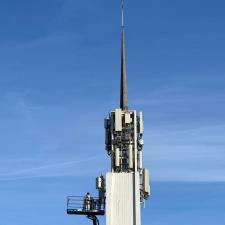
xmin=143 ymin=123 xmax=225 ymax=182
xmin=133 ymin=97 xmax=225 ymax=106
xmin=145 ymin=123 xmax=225 ymax=138
xmin=0 ymin=155 xmax=101 ymax=180
xmin=0 ymin=169 xmax=100 ymax=181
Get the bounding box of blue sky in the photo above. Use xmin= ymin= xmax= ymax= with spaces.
xmin=0 ymin=0 xmax=225 ymax=224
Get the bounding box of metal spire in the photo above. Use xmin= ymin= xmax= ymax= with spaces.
xmin=120 ymin=0 xmax=128 ymax=111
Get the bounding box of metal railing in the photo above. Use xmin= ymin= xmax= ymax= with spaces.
xmin=67 ymin=196 xmax=105 ymax=215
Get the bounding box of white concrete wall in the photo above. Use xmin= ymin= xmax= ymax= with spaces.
xmin=106 ymin=173 xmax=141 ymax=225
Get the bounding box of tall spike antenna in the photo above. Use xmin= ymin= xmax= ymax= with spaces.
xmin=120 ymin=0 xmax=128 ymax=111
xmin=121 ymin=0 xmax=125 ymax=29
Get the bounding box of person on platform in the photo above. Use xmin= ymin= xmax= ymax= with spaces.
xmin=84 ymin=192 xmax=91 ymax=211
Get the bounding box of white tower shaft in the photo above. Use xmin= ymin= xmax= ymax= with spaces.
xmin=106 ymin=173 xmax=141 ymax=225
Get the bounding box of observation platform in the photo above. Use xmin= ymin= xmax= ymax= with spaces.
xmin=67 ymin=196 xmax=105 ymax=216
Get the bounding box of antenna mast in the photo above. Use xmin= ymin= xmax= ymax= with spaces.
xmin=120 ymin=0 xmax=128 ymax=111
xmin=121 ymin=0 xmax=125 ymax=29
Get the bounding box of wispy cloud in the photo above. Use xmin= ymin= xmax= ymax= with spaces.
xmin=133 ymin=97 xmax=225 ymax=106
xmin=146 ymin=123 xmax=225 ymax=138
xmin=0 ymin=155 xmax=102 ymax=181
xmin=143 ymin=123 xmax=225 ymax=182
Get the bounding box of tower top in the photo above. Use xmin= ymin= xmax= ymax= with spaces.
xmin=121 ymin=0 xmax=125 ymax=29
xmin=120 ymin=0 xmax=128 ymax=111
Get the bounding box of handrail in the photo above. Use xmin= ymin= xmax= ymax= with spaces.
xmin=67 ymin=196 xmax=105 ymax=213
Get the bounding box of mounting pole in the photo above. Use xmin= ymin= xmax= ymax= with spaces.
xmin=120 ymin=0 xmax=128 ymax=111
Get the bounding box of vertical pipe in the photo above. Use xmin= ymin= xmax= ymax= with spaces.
xmin=128 ymin=144 xmax=133 ymax=169
xmin=115 ymin=148 xmax=120 ymax=168
xmin=133 ymin=111 xmax=138 ymax=172
xmin=139 ymin=151 xmax=143 ymax=170
xmin=133 ymin=110 xmax=138 ymax=225
xmin=111 ymin=148 xmax=114 ymax=172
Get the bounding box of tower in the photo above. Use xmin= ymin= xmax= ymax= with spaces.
xmin=104 ymin=1 xmax=150 ymax=225
xmin=66 ymin=1 xmax=150 ymax=225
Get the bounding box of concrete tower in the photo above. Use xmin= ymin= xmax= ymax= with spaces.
xmin=104 ymin=1 xmax=150 ymax=225
xmin=66 ymin=2 xmax=150 ymax=225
